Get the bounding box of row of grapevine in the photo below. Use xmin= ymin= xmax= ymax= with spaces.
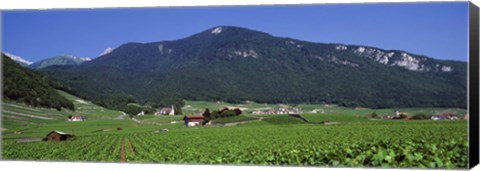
xmin=2 ymin=121 xmax=468 ymax=168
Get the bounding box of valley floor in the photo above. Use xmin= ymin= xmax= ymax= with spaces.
xmin=1 ymin=95 xmax=469 ymax=169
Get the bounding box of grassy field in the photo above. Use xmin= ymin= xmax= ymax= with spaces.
xmin=1 ymin=90 xmax=121 ymax=133
xmin=210 ymin=115 xmax=258 ymax=124
xmin=1 ymin=96 xmax=469 ymax=169
xmin=133 ymin=115 xmax=184 ymax=124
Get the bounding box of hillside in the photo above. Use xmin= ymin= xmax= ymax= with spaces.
xmin=39 ymin=26 xmax=467 ymax=110
xmin=2 ymin=90 xmax=122 ymax=133
xmin=2 ymin=54 xmax=74 ymax=111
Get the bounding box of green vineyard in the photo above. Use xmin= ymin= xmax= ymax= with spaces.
xmin=2 ymin=119 xmax=468 ymax=169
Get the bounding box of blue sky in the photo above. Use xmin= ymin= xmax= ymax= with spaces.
xmin=2 ymin=2 xmax=469 ymax=62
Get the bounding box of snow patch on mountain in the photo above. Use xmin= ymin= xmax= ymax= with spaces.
xmin=335 ymin=45 xmax=453 ymax=72
xmin=158 ymin=44 xmax=164 ymax=54
xmin=356 ymin=47 xmax=366 ymax=53
xmin=67 ymin=55 xmax=91 ymax=61
xmin=79 ymin=57 xmax=92 ymax=61
xmin=441 ymin=66 xmax=453 ymax=72
xmin=157 ymin=44 xmax=172 ymax=55
xmin=211 ymin=27 xmax=223 ymax=35
xmin=335 ymin=45 xmax=348 ymax=50
xmin=233 ymin=49 xmax=258 ymax=58
xmin=377 ymin=52 xmax=394 ymax=64
xmin=99 ymin=48 xmax=114 ymax=56
xmin=390 ymin=53 xmax=420 ymax=71
xmin=4 ymin=52 xmax=33 ymax=65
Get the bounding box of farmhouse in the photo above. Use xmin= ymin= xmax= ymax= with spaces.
xmin=43 ymin=130 xmax=73 ymax=142
xmin=68 ymin=115 xmax=84 ymax=121
xmin=380 ymin=110 xmax=409 ymax=120
xmin=157 ymin=105 xmax=175 ymax=115
xmin=183 ymin=115 xmax=205 ymax=127
xmin=431 ymin=113 xmax=458 ymax=120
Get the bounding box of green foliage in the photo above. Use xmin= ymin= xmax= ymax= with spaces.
xmin=211 ymin=115 xmax=256 ymax=124
xmin=38 ymin=26 xmax=467 ymax=111
xmin=412 ymin=114 xmax=430 ymax=120
xmin=2 ymin=119 xmax=468 ymax=169
xmin=201 ymin=108 xmax=242 ymax=124
xmin=399 ymin=114 xmax=409 ymax=119
xmin=2 ymin=54 xmax=74 ymax=111
xmin=122 ymin=105 xmax=143 ymax=115
xmin=142 ymin=106 xmax=156 ymax=115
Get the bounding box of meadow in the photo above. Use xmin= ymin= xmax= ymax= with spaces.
xmin=1 ymin=92 xmax=469 ymax=169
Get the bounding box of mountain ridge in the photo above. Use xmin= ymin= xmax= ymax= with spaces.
xmin=40 ymin=26 xmax=467 ymax=111
xmin=3 ymin=52 xmax=33 ymax=67
xmin=91 ymin=26 xmax=461 ymax=73
xmin=29 ymin=55 xmax=92 ymax=69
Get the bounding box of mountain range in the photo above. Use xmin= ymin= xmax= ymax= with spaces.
xmin=37 ymin=26 xmax=467 ymax=110
xmin=28 ymin=55 xmax=92 ymax=69
xmin=3 ymin=52 xmax=92 ymax=69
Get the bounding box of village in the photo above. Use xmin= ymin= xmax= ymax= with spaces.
xmin=65 ymin=104 xmax=468 ymax=127
xmin=40 ymin=106 xmax=466 ymax=143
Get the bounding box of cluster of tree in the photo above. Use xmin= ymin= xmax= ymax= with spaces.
xmin=392 ymin=114 xmax=409 ymax=120
xmin=410 ymin=114 xmax=430 ymax=120
xmin=201 ymin=108 xmax=242 ymax=124
xmin=121 ymin=105 xmax=149 ymax=116
xmin=2 ymin=54 xmax=74 ymax=111
xmin=120 ymin=100 xmax=185 ymax=116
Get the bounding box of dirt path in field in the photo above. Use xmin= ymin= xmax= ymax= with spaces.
xmin=120 ymin=139 xmax=126 ymax=162
xmin=127 ymin=139 xmax=136 ymax=156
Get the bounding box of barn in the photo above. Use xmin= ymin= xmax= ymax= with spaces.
xmin=183 ymin=115 xmax=205 ymax=127
xmin=44 ymin=130 xmax=73 ymax=142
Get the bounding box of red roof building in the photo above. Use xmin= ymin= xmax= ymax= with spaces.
xmin=183 ymin=115 xmax=205 ymax=127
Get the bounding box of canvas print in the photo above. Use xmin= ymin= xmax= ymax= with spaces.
xmin=0 ymin=2 xmax=471 ymax=169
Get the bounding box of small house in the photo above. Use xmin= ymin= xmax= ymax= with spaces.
xmin=68 ymin=115 xmax=84 ymax=122
xmin=394 ymin=110 xmax=401 ymax=117
xmin=158 ymin=105 xmax=175 ymax=115
xmin=183 ymin=115 xmax=205 ymax=127
xmin=44 ymin=130 xmax=73 ymax=142
xmin=431 ymin=113 xmax=458 ymax=120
